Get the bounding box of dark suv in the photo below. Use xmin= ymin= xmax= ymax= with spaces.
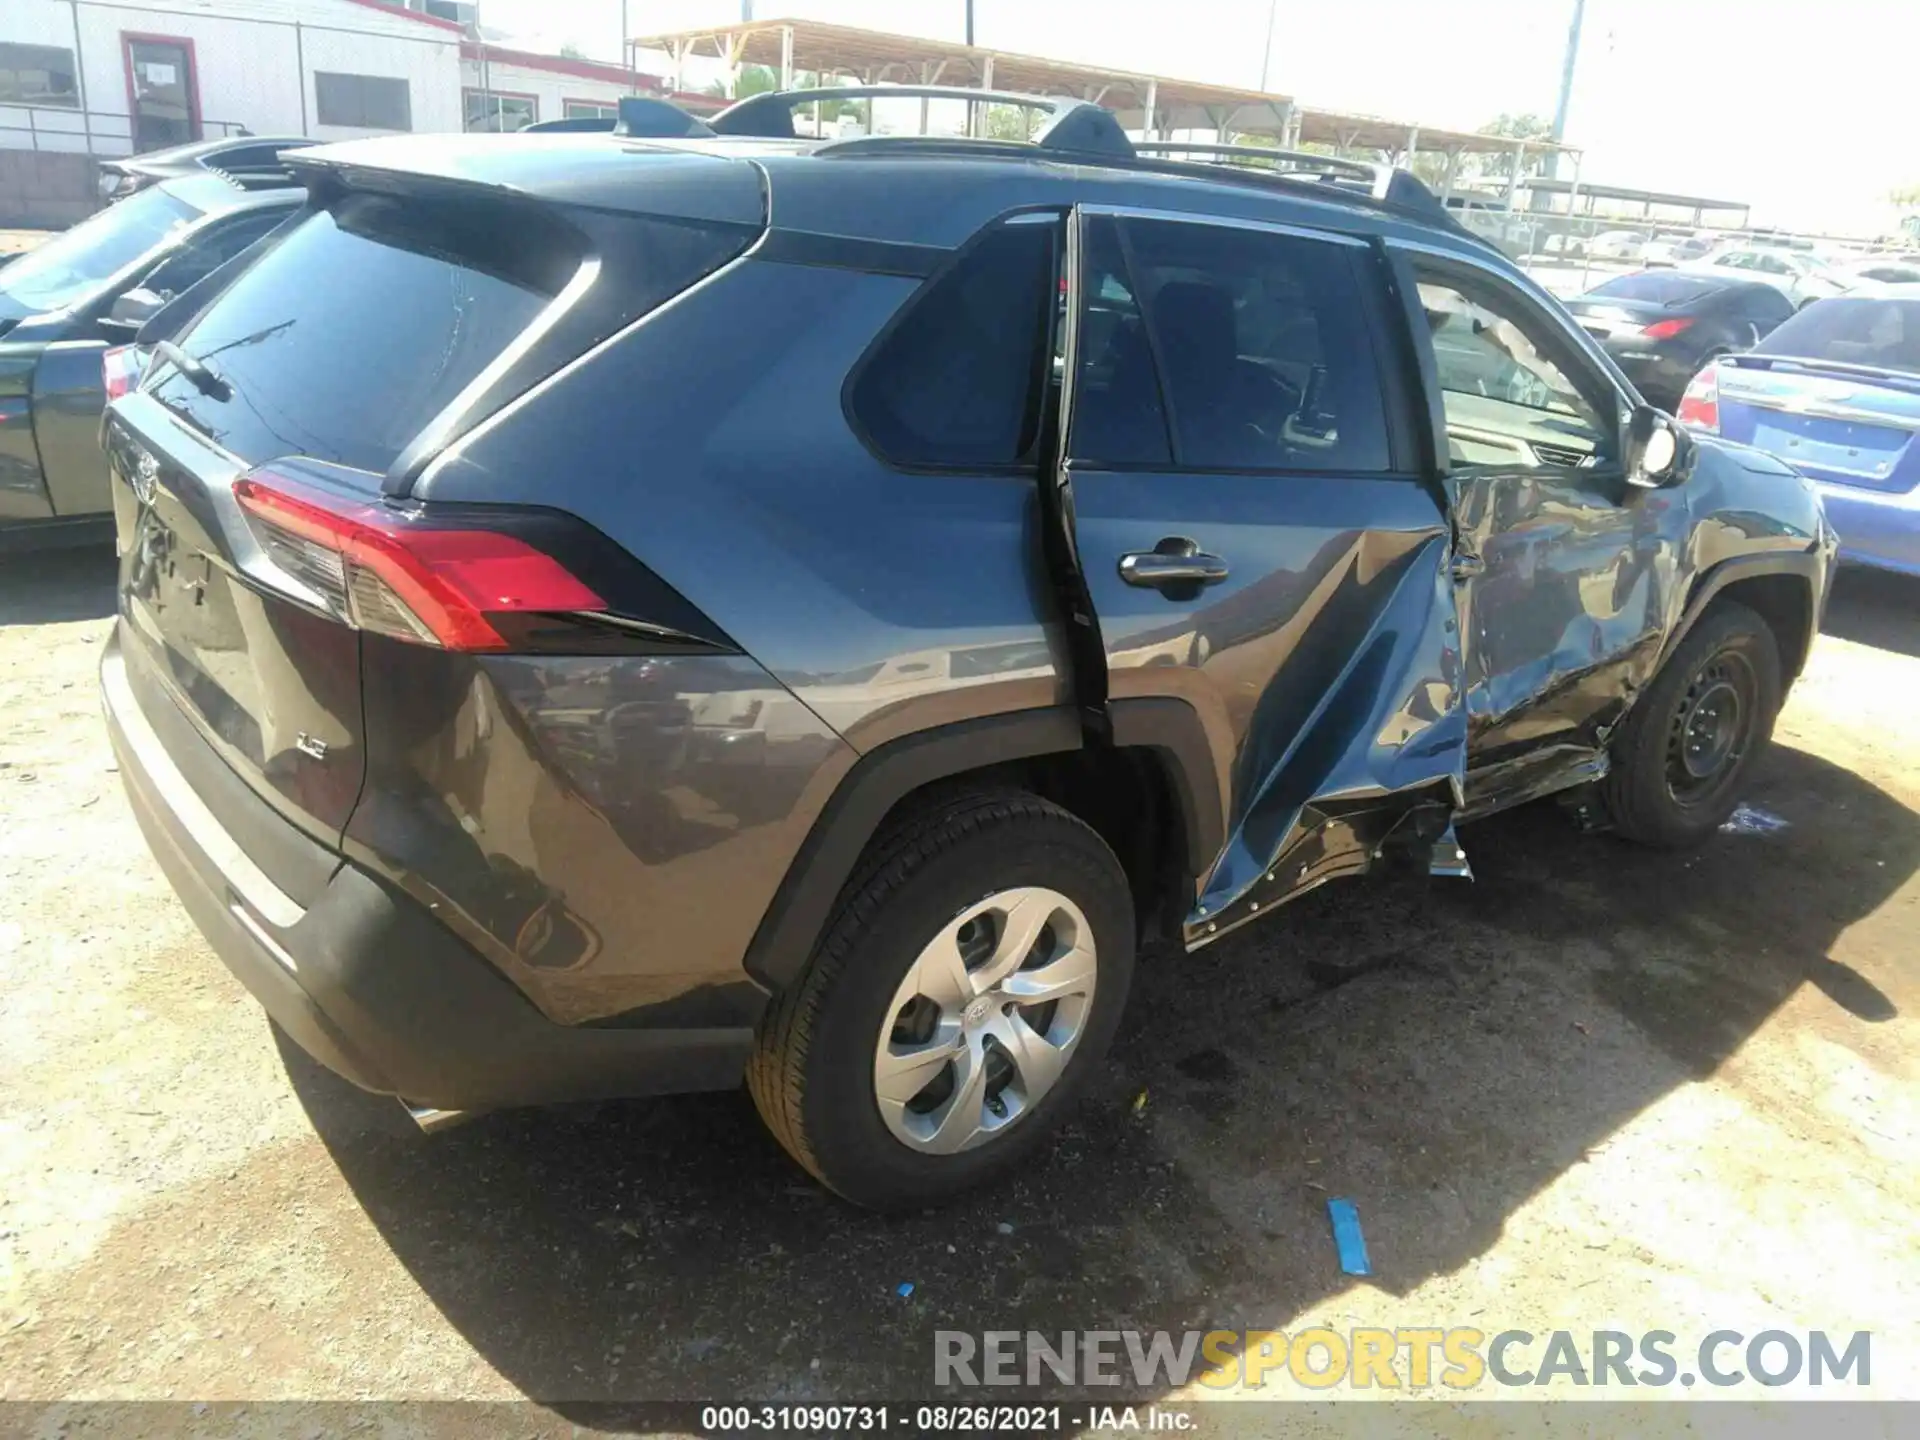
xmin=100 ymin=91 xmax=1834 ymax=1209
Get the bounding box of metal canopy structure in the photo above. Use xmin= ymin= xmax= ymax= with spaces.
xmin=628 ymin=16 xmax=1577 ymax=174
xmin=1492 ymin=176 xmax=1751 ymax=228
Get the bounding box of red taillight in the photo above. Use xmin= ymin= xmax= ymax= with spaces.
xmin=233 ymin=471 xmax=605 ymax=652
xmin=1676 ymin=362 xmax=1721 ymax=432
xmin=1641 ymin=317 xmax=1695 ymax=340
xmin=102 ymin=345 xmax=145 ymax=402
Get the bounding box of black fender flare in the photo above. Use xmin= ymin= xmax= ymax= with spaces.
xmin=1657 ymin=549 xmax=1825 ymax=680
xmin=741 ymin=699 xmax=1225 ymax=992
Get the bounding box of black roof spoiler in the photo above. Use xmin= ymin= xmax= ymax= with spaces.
xmin=614 ymin=96 xmax=716 ymax=139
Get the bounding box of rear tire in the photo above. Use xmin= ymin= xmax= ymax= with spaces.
xmin=748 ymin=790 xmax=1134 ymax=1210
xmin=1602 ymin=601 xmax=1782 ymax=847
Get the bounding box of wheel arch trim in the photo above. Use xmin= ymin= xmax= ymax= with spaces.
xmin=742 ymin=699 xmax=1225 ymax=992
xmin=1659 ymin=549 xmax=1824 ymax=681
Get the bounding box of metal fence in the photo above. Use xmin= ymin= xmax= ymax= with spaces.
xmin=1453 ymin=208 xmax=1920 ymax=300
xmin=0 ymin=105 xmax=252 ymax=160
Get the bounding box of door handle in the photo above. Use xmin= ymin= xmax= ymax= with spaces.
xmin=1118 ymin=536 xmax=1230 ymax=590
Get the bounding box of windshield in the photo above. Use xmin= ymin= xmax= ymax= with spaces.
xmin=0 ymin=185 xmax=198 ymax=315
xmin=1589 ymin=273 xmax=1722 ymax=305
xmin=1753 ymin=298 xmax=1920 ymax=375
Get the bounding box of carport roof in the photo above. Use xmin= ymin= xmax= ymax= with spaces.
xmin=628 ymin=17 xmax=1574 ymax=159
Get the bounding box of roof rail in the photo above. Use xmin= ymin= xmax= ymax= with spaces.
xmin=709 ymin=85 xmax=1133 ymax=158
xmin=1133 ymin=141 xmax=1385 ymax=192
xmin=1129 ymin=139 xmax=1475 ymax=238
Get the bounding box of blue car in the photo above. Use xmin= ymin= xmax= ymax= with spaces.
xmin=1678 ymin=285 xmax=1920 ymax=576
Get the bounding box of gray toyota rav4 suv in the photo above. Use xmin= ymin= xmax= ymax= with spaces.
xmin=101 ymin=90 xmax=1834 ymax=1209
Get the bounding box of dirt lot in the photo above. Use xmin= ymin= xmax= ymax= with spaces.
xmin=1 ymin=548 xmax=1916 ymax=1420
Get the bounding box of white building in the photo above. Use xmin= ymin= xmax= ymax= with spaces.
xmin=0 ymin=0 xmax=709 ymax=222
xmin=0 ymin=0 xmax=466 ymax=157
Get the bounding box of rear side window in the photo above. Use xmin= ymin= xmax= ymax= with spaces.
xmin=151 ymin=192 xmax=576 ymax=474
xmin=848 ymin=220 xmax=1057 ymax=468
xmin=1121 ymin=218 xmax=1393 ymax=473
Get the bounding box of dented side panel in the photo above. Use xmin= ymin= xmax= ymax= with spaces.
xmin=1066 ymin=470 xmax=1469 ymax=947
xmin=1450 ymin=468 xmax=1685 ymax=802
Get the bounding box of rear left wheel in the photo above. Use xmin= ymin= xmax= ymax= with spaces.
xmin=747 ymin=791 xmax=1134 ymax=1210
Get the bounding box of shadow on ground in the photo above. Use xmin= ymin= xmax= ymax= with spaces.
xmin=288 ymin=734 xmax=1919 ymax=1410
xmin=1823 ymin=566 xmax=1920 ymax=659
xmin=0 ymin=545 xmax=116 ymax=627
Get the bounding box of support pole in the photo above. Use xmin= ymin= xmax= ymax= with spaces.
xmin=1505 ymin=140 xmax=1526 ymax=210
xmin=779 ymin=25 xmax=793 ymax=90
xmin=1143 ymin=77 xmax=1157 ymax=140
xmin=1404 ymin=125 xmax=1419 ymax=171
xmin=970 ymin=54 xmax=993 ymax=138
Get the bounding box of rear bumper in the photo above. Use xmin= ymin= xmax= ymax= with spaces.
xmin=1816 ymin=482 xmax=1920 ymax=578
xmin=103 ymin=632 xmax=755 ymax=1110
xmin=1607 ymin=348 xmax=1697 ymax=409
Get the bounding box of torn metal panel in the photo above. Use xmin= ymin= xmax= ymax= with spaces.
xmin=1449 ymin=467 xmax=1684 ymax=787
xmin=1179 ymin=527 xmax=1469 ymax=945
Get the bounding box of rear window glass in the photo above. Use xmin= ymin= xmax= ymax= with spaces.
xmin=151 ymin=192 xmax=576 ymax=473
xmin=1754 ymin=298 xmax=1920 ymax=375
xmin=1589 ymin=273 xmax=1722 ymax=305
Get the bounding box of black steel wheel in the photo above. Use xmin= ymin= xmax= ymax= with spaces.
xmin=1602 ymin=601 xmax=1783 ymax=847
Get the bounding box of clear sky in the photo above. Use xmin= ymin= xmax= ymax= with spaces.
xmin=473 ymin=0 xmax=1920 ymax=235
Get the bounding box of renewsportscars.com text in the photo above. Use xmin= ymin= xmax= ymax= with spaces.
xmin=935 ymin=1328 xmax=1871 ymax=1390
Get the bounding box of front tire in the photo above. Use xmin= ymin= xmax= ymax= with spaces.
xmin=748 ymin=791 xmax=1134 ymax=1210
xmin=1602 ymin=601 xmax=1782 ymax=846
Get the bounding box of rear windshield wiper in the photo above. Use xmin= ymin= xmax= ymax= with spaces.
xmin=154 ymin=340 xmax=230 ymax=401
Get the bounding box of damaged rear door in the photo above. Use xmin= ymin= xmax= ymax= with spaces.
xmin=1056 ymin=206 xmax=1469 ymax=947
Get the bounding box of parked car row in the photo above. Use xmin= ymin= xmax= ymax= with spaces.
xmin=3 ymin=100 xmax=1847 ymax=1206
xmin=1568 ymin=256 xmax=1918 ymax=576
xmin=1676 ymin=287 xmax=1920 ymax=577
xmin=2 ymin=144 xmax=306 ymax=552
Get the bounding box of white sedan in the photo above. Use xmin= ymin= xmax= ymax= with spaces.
xmin=1679 ymin=245 xmax=1858 ymax=308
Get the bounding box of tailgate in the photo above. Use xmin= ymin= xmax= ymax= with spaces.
xmin=106 ymin=394 xmax=369 ymax=853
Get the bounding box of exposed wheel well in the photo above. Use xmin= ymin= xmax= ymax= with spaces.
xmin=1707 ymin=572 xmax=1814 ymax=679
xmin=867 ymin=745 xmax=1198 ymax=947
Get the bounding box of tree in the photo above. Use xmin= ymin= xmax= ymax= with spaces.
xmin=559 ymin=43 xmax=586 ymax=60
xmin=1892 ymin=184 xmax=1920 ymax=211
xmin=1472 ymin=112 xmax=1553 ymax=182
xmin=983 ymin=104 xmax=1037 ymax=141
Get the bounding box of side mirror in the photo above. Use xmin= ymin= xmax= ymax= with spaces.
xmin=1625 ymin=403 xmax=1694 ymax=489
xmin=105 ymin=287 xmax=166 ymax=330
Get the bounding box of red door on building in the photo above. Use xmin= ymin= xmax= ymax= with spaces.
xmin=123 ymin=34 xmax=201 ymax=152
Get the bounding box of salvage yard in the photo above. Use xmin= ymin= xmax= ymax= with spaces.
xmin=1 ymin=547 xmax=1917 ymax=1408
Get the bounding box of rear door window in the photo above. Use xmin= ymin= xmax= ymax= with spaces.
xmin=848 ymin=218 xmax=1059 ymax=469
xmin=1119 ymin=217 xmax=1393 ymax=473
xmin=150 ymin=192 xmax=576 ymax=474
xmin=1069 ymin=215 xmax=1173 ymax=466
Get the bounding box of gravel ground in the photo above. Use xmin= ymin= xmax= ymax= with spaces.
xmin=0 ymin=548 xmax=1915 ymax=1422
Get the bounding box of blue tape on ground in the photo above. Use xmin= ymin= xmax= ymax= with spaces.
xmin=1327 ymin=1198 xmax=1372 ymax=1276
